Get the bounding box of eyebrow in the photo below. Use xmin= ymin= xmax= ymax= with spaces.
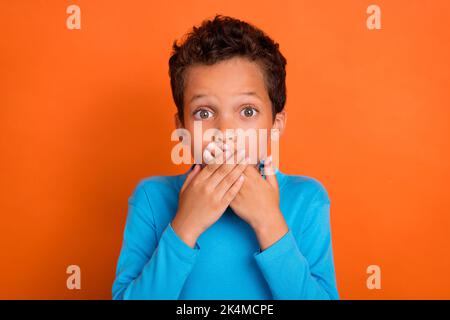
xmin=189 ymin=91 xmax=261 ymax=104
xmin=189 ymin=94 xmax=209 ymax=104
xmin=237 ymin=91 xmax=261 ymax=100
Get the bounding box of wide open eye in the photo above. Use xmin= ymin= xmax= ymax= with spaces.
xmin=240 ymin=106 xmax=258 ymax=118
xmin=193 ymin=109 xmax=214 ymax=120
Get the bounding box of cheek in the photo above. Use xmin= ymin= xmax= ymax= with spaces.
xmin=255 ymin=113 xmax=276 ymax=159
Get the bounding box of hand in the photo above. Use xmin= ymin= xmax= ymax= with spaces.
xmin=230 ymin=156 xmax=289 ymax=250
xmin=172 ymin=144 xmax=250 ymax=248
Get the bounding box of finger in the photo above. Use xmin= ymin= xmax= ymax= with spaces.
xmin=216 ymin=153 xmax=250 ymax=198
xmin=209 ymin=148 xmax=246 ymax=188
xmin=197 ymin=145 xmax=236 ymax=182
xmin=203 ymin=148 xmax=217 ymax=164
xmin=211 ymin=146 xmax=231 ymax=165
xmin=222 ymin=173 xmax=245 ymax=204
xmin=244 ymin=163 xmax=262 ymax=178
xmin=180 ymin=164 xmax=201 ymax=193
xmin=202 ymin=141 xmax=223 ymax=170
xmin=206 ymin=141 xmax=225 ymax=159
xmin=204 ymin=141 xmax=228 ymax=164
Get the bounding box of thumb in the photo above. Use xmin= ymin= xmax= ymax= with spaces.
xmin=181 ymin=164 xmax=200 ymax=193
xmin=263 ymin=156 xmax=278 ymax=190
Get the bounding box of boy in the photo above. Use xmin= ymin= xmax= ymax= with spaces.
xmin=112 ymin=15 xmax=339 ymax=299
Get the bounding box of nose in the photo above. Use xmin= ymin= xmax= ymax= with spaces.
xmin=215 ymin=132 xmax=235 ymax=143
xmin=213 ymin=119 xmax=237 ymax=144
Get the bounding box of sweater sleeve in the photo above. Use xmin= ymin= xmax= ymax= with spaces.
xmin=112 ymin=181 xmax=200 ymax=300
xmin=253 ymin=184 xmax=339 ymax=300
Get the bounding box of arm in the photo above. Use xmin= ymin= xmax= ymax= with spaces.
xmin=112 ymin=181 xmax=200 ymax=300
xmin=253 ymin=185 xmax=339 ymax=300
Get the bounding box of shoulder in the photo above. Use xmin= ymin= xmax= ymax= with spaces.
xmin=128 ymin=173 xmax=183 ymax=205
xmin=280 ymin=173 xmax=332 ymax=232
xmin=135 ymin=174 xmax=181 ymax=191
xmin=280 ymin=172 xmax=331 ymax=205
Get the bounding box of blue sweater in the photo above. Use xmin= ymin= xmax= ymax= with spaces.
xmin=112 ymin=164 xmax=339 ymax=300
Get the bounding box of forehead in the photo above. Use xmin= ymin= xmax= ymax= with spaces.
xmin=183 ymin=57 xmax=268 ymax=102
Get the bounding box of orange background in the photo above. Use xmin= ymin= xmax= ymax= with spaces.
xmin=1 ymin=0 xmax=449 ymax=299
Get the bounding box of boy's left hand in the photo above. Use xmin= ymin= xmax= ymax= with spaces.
xmin=229 ymin=157 xmax=289 ymax=250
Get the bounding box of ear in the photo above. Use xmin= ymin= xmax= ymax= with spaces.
xmin=272 ymin=109 xmax=287 ymax=137
xmin=174 ymin=112 xmax=183 ymax=129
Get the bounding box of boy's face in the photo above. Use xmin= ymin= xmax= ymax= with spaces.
xmin=175 ymin=56 xmax=286 ymax=167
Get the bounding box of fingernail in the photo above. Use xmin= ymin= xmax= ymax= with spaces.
xmin=203 ymin=149 xmax=214 ymax=163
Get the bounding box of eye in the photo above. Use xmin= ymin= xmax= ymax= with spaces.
xmin=240 ymin=105 xmax=258 ymax=118
xmin=193 ymin=108 xmax=214 ymax=120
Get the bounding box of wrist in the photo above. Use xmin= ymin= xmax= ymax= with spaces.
xmin=171 ymin=214 xmax=202 ymax=248
xmin=252 ymin=210 xmax=288 ymax=251
xmin=251 ymin=208 xmax=284 ymax=235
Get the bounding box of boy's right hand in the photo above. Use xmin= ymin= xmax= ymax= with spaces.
xmin=171 ymin=143 xmax=249 ymax=248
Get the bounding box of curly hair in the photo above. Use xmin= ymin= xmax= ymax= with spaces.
xmin=168 ymin=14 xmax=287 ymax=125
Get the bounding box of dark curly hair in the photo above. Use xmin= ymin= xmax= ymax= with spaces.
xmin=168 ymin=14 xmax=287 ymax=125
